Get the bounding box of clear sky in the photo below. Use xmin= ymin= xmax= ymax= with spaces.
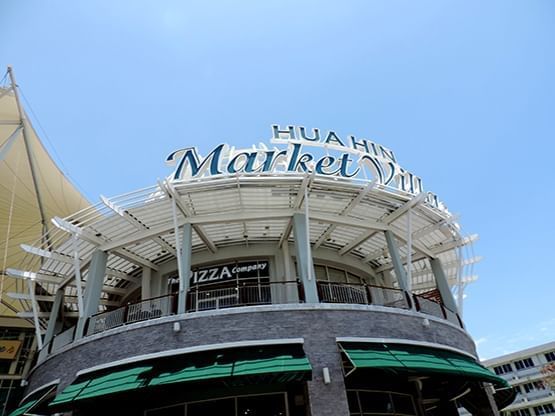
xmin=2 ymin=0 xmax=554 ymax=359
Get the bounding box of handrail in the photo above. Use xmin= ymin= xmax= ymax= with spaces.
xmin=78 ymin=280 xmax=463 ymax=342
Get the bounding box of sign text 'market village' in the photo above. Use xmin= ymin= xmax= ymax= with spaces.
xmin=166 ymin=125 xmax=445 ymax=210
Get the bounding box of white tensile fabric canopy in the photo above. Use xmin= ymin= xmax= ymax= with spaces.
xmin=0 ymin=73 xmax=89 ymax=318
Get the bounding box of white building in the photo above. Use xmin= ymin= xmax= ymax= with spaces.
xmin=460 ymin=341 xmax=555 ymax=416
xmin=487 ymin=342 xmax=555 ymax=416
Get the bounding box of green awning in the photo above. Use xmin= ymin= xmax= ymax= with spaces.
xmin=50 ymin=344 xmax=311 ymax=407
xmin=49 ymin=366 xmax=153 ymax=406
xmin=9 ymin=384 xmax=57 ymax=416
xmin=150 ymin=352 xmax=311 ymax=387
xmin=340 ymin=343 xmax=509 ymax=388
xmin=8 ymin=400 xmax=38 ymax=416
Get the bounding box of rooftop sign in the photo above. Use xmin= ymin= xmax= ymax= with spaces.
xmin=166 ymin=125 xmax=446 ymax=211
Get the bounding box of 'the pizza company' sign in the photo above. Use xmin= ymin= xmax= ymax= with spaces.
xmin=167 ymin=125 xmax=446 ymax=211
xmin=190 ymin=261 xmax=268 ymax=285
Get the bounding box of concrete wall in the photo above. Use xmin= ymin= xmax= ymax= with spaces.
xmin=27 ymin=305 xmax=475 ymax=416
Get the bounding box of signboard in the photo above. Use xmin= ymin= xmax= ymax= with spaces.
xmin=190 ymin=261 xmax=269 ymax=285
xmin=167 ymin=124 xmax=447 ymax=212
xmin=0 ymin=340 xmax=22 ymax=360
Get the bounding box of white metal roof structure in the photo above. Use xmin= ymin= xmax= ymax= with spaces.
xmin=9 ymin=165 xmax=479 ymax=325
xmin=0 ymin=67 xmax=89 ymax=318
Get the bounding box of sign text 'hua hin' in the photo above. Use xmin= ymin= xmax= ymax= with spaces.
xmin=166 ymin=125 xmax=445 ymax=210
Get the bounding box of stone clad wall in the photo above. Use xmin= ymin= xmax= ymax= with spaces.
xmin=27 ymin=305 xmax=475 ymax=416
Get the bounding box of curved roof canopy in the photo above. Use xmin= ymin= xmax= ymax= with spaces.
xmin=0 ymin=69 xmax=89 ymax=317
xmin=12 ymin=170 xmax=478 ymax=322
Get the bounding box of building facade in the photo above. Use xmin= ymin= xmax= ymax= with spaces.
xmin=7 ymin=126 xmax=515 ymax=415
xmin=483 ymin=342 xmax=555 ymax=415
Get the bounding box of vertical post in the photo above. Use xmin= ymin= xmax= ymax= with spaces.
xmin=430 ymin=258 xmax=459 ymax=313
xmin=6 ymin=66 xmax=50 ymax=241
xmin=43 ymin=288 xmax=64 ymax=347
xmin=75 ymin=250 xmax=108 ymax=339
xmin=141 ymin=267 xmax=152 ymax=300
xmin=384 ymin=230 xmax=414 ymax=309
xmin=292 ymin=213 xmax=318 ymax=303
xmin=406 ymin=208 xmax=412 ymax=292
xmin=177 ymin=223 xmax=192 ymax=314
xmin=71 ymin=234 xmax=84 ymax=318
xmin=27 ymin=280 xmax=43 ymax=349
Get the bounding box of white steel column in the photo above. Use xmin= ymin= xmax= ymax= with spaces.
xmin=27 ymin=280 xmax=43 ymax=349
xmin=430 ymin=257 xmax=459 ymax=313
xmin=406 ymin=207 xmax=412 ymax=292
xmin=172 ymin=193 xmax=192 ymax=314
xmin=71 ymin=234 xmax=84 ymax=318
xmin=141 ymin=267 xmax=152 ymax=300
xmin=75 ymin=250 xmax=108 ymax=339
xmin=384 ymin=230 xmax=414 ymax=309
xmin=177 ymin=223 xmax=192 ymax=314
xmin=43 ymin=288 xmax=64 ymax=347
xmin=292 ymin=213 xmax=318 ymax=303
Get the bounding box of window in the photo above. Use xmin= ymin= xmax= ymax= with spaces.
xmin=347 ymin=390 xmax=417 ymax=416
xmin=494 ymin=363 xmax=513 ymax=375
xmin=313 ymin=264 xmax=364 ymax=284
xmin=545 ymin=351 xmax=555 ymax=362
xmin=514 ymin=358 xmax=535 ymax=370
xmin=511 ymin=410 xmax=531 ymax=416
xmin=145 ymin=393 xmax=288 ymax=416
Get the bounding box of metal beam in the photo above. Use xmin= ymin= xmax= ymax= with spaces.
xmin=278 ymin=174 xmax=314 ymax=248
xmin=6 ymin=268 xmax=128 ymax=295
xmin=160 ymin=181 xmax=217 ymax=253
xmin=7 ymin=292 xmax=120 ymax=307
xmin=99 ymin=209 xmax=295 ymax=252
xmin=375 ymin=235 xmax=479 ymax=274
xmin=338 ymin=193 xmax=426 ymax=256
xmin=411 ymin=275 xmax=477 ymax=291
xmin=101 ymin=196 xmax=177 ymax=257
xmin=18 ymin=312 xmax=80 ymax=319
xmin=21 ymin=244 xmax=136 ymax=284
xmin=52 ymin=217 xmax=159 ymax=271
xmin=310 ymin=213 xmax=390 ymax=233
xmin=314 ymin=180 xmax=376 ymax=249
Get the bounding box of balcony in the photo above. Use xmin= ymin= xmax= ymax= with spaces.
xmin=75 ymin=281 xmax=463 ymax=340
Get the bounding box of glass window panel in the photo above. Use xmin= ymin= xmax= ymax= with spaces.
xmin=347 ymin=272 xmax=362 ymax=284
xmin=328 ymin=267 xmax=347 ymax=283
xmin=346 ymin=391 xmax=361 ymax=414
xmin=314 ymin=265 xmax=328 ymax=281
xmin=392 ymin=393 xmax=416 ymax=415
xmin=237 ymin=393 xmax=287 ymax=416
xmin=187 ymin=398 xmax=235 ymax=416
xmin=146 ymin=404 xmax=184 ymax=416
xmin=358 ymin=391 xmax=393 ymax=413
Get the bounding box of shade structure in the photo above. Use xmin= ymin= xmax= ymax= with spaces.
xmin=340 ymin=342 xmax=508 ymax=387
xmin=49 ymin=344 xmax=312 ymax=408
xmin=8 ymin=383 xmax=56 ymax=416
xmin=0 ymin=78 xmax=89 ymax=318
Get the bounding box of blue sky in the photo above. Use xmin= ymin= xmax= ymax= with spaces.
xmin=2 ymin=0 xmax=554 ymax=359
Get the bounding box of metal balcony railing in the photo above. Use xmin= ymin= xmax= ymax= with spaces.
xmin=75 ymin=280 xmax=462 ymax=344
xmin=186 ymin=281 xmax=302 ymax=313
xmin=86 ymin=294 xmax=176 ymax=336
xmin=317 ymin=281 xmax=464 ymax=328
